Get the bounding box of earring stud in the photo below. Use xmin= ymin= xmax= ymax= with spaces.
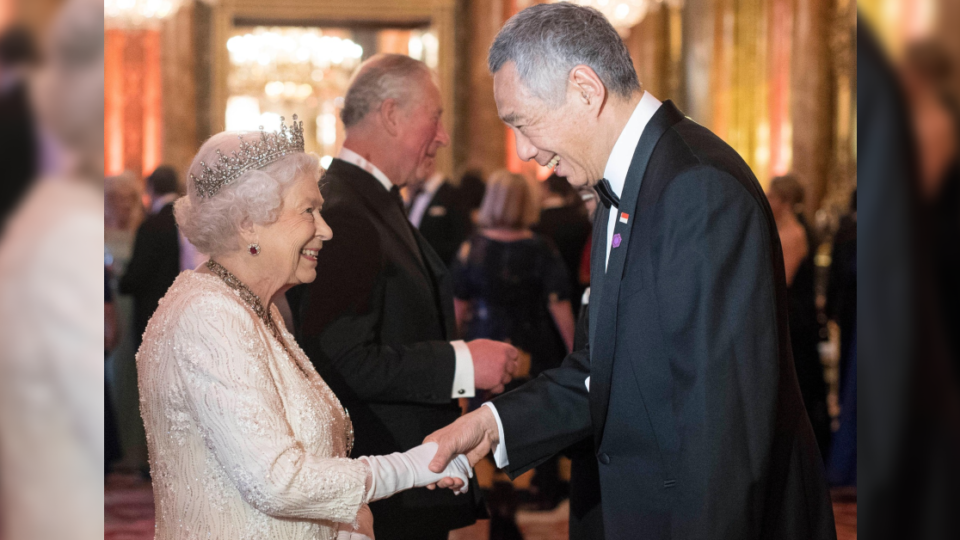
xmin=248 ymin=243 xmax=261 ymax=256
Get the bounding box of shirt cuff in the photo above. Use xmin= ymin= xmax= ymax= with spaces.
xmin=482 ymin=402 xmax=509 ymax=468
xmin=450 ymin=340 xmax=475 ymax=398
xmin=585 ymin=376 xmax=590 ymax=391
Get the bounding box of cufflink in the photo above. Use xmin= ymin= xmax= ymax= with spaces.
xmin=458 ymin=389 xmax=466 ymax=395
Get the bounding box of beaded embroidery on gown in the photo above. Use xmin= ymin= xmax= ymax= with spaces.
xmin=137 ymin=270 xmax=368 ymax=540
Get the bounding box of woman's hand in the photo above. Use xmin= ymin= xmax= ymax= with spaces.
xmin=358 ymin=442 xmax=472 ymax=501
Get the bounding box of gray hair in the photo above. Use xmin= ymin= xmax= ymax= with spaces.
xmin=488 ymin=3 xmax=641 ymax=104
xmin=176 ymin=131 xmax=320 ymax=256
xmin=340 ymin=53 xmax=433 ymax=128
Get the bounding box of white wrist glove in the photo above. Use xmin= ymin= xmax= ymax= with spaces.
xmin=358 ymin=442 xmax=472 ymax=502
xmin=336 ymin=503 xmax=374 ymax=540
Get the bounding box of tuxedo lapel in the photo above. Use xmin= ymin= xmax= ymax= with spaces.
xmin=330 ymin=160 xmax=429 ymax=277
xmin=588 ymin=204 xmax=609 ymax=354
xmin=589 ymin=101 xmax=687 ymax=448
xmin=411 ymin=226 xmax=456 ymax=339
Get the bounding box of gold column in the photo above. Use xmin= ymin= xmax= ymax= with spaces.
xmin=792 ymin=0 xmax=835 ymax=214
xmin=161 ymin=4 xmax=200 ymax=180
xmin=457 ymin=0 xmax=507 ymax=178
xmin=710 ymin=0 xmax=771 ymax=185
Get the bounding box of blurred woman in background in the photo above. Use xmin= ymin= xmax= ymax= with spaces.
xmin=104 ymin=171 xmax=149 ymax=475
xmin=451 ymin=170 xmax=575 ymax=510
xmin=766 ymin=174 xmax=831 ymax=462
xmin=534 ymin=174 xmax=591 ymax=313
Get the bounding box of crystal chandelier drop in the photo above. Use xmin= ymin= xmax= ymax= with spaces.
xmin=104 ymin=0 xmax=185 ymax=29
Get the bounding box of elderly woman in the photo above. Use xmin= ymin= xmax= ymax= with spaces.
xmin=137 ymin=119 xmax=471 ymax=540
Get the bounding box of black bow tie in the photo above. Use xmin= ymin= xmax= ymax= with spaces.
xmin=595 ymin=178 xmax=620 ymax=209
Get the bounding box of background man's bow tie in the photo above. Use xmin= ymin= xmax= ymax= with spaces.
xmin=595 ymin=178 xmax=620 ymax=209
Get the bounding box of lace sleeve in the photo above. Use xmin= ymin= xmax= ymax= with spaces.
xmin=172 ymin=294 xmax=370 ymax=523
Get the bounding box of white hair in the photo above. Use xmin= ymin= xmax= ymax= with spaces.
xmin=340 ymin=53 xmax=434 ymax=129
xmin=175 ymin=131 xmax=320 ymax=257
xmin=488 ymin=3 xmax=641 ymax=104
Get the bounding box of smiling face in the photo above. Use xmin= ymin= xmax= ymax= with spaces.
xmin=254 ymin=171 xmax=333 ymax=287
xmin=494 ymin=62 xmax=604 ymax=188
xmin=395 ymin=74 xmax=450 ymax=186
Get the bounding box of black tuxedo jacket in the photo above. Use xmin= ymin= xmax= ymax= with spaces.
xmin=492 ymin=102 xmax=836 ymax=539
xmin=294 ymin=159 xmax=482 ymax=538
xmin=119 ymin=203 xmax=181 ymax=344
xmin=415 ymin=181 xmax=471 ymax=267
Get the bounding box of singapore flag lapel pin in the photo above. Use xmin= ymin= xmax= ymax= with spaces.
xmin=619 ymin=212 xmax=630 ymax=224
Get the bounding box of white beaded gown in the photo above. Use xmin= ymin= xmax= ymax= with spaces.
xmin=137 ymin=270 xmax=369 ymax=540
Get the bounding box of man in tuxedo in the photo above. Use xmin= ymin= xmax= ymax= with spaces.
xmin=293 ymin=54 xmax=518 ymax=540
xmin=426 ymin=4 xmax=836 ymax=539
xmin=406 ymin=158 xmax=471 ymax=267
xmin=120 ymin=166 xmax=182 ymax=346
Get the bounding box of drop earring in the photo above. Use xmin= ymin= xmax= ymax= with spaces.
xmin=248 ymin=243 xmax=261 ymax=256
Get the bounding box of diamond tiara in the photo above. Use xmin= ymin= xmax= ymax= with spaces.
xmin=191 ymin=114 xmax=305 ymax=199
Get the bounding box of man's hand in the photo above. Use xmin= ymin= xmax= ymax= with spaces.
xmin=468 ymin=339 xmax=518 ymax=393
xmin=424 ymin=405 xmax=500 ymax=490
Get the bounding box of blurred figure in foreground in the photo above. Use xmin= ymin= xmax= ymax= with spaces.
xmin=0 ymin=1 xmax=105 ymax=539
xmin=900 ymin=40 xmax=960 ymax=368
xmin=766 ymin=174 xmax=831 ymax=462
xmin=0 ymin=25 xmax=40 ymax=228
xmin=534 ymin=173 xmax=591 ymax=313
xmin=858 ymin=19 xmax=960 ymax=540
xmin=119 ymin=165 xmax=182 ymax=349
xmin=451 ymin=170 xmax=575 ymax=510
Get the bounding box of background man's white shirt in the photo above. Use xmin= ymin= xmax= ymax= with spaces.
xmin=408 ymin=172 xmax=446 ymax=229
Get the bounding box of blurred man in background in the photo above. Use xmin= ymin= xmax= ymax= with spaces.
xmin=0 ymin=25 xmax=39 ymax=228
xmin=119 ymin=165 xmax=183 ymax=349
xmin=406 ymin=157 xmax=472 ymax=267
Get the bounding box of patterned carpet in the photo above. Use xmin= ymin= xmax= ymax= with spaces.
xmin=104 ymin=473 xmax=856 ymax=540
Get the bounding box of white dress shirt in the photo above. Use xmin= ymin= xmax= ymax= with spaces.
xmin=485 ymin=92 xmax=662 ymax=468
xmin=337 ymin=147 xmax=475 ymax=399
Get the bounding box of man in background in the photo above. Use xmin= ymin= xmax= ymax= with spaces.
xmin=406 ymin=157 xmax=471 ymax=267
xmin=120 ymin=165 xmax=182 ymax=347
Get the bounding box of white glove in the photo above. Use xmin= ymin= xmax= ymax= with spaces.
xmin=358 ymin=442 xmax=472 ymax=502
xmin=336 ymin=504 xmax=374 ymax=540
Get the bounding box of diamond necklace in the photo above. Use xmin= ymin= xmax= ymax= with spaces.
xmin=206 ymin=259 xmax=272 ymax=325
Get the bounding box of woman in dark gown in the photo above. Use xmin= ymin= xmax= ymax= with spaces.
xmin=451 ymin=170 xmax=576 ymax=512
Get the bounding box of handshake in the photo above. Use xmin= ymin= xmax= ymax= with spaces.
xmin=336 ymin=442 xmax=474 ymax=540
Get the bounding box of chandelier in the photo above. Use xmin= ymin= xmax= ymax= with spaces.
xmin=227 ymin=28 xmax=364 ymax=70
xmin=105 ymin=0 xmax=185 ymax=28
xmin=560 ymin=0 xmax=683 ymax=35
